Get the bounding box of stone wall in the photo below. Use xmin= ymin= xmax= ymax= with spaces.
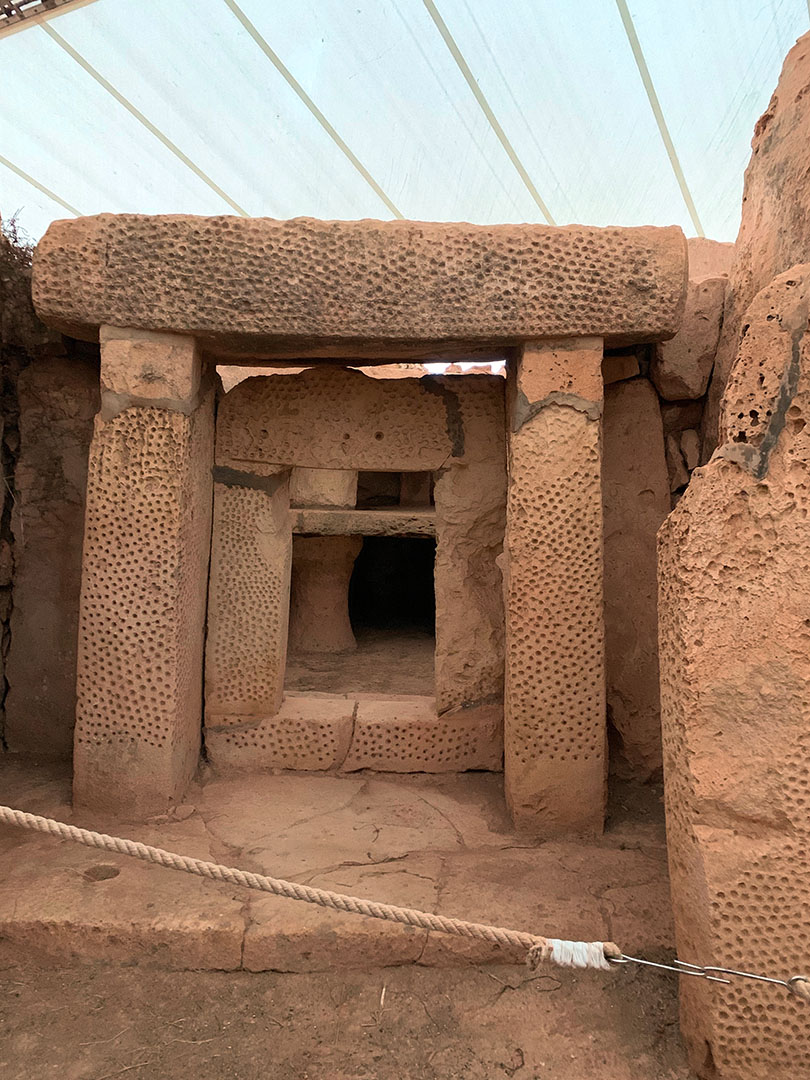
xmin=659 ymin=265 xmax=810 ymax=1079
xmin=599 ymin=237 xmax=731 ymax=777
xmin=0 ymin=225 xmax=98 ymax=758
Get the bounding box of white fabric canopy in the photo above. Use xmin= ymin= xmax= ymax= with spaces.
xmin=1 ymin=0 xmax=807 ymax=242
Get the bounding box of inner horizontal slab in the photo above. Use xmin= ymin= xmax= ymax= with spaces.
xmin=292 ymin=507 xmax=436 ymax=537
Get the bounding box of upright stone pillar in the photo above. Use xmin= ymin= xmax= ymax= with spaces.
xmin=504 ymin=338 xmax=606 ymax=834
xmin=288 ymin=536 xmax=363 ymax=653
xmin=73 ymin=327 xmax=214 ymax=817
xmin=288 ymin=467 xmax=360 ymax=653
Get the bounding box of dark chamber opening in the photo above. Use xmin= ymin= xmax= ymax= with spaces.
xmin=349 ymin=536 xmax=436 ymax=634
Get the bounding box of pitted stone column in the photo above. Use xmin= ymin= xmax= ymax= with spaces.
xmin=73 ymin=327 xmax=214 ymax=817
xmin=205 ymin=470 xmax=292 ymax=723
xmin=504 ymin=338 xmax=606 ymax=835
xmin=289 ymin=536 xmax=363 ymax=653
xmin=288 ymin=467 xmax=360 ymax=654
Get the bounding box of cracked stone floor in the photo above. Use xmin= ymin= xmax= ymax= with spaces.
xmin=0 ymin=758 xmax=692 ymax=1078
xmin=0 ymin=757 xmax=674 ymax=974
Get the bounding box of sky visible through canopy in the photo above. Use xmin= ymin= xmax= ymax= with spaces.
xmin=1 ymin=0 xmax=808 ymax=243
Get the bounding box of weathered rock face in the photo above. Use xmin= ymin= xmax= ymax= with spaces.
xmin=703 ymin=30 xmax=810 ymax=458
xmin=686 ymin=237 xmax=734 ymax=282
xmin=4 ymin=356 xmax=98 ymax=755
xmin=651 ymin=278 xmax=726 ymax=400
xmin=601 ymin=379 xmax=669 ymax=776
xmin=659 ymin=265 xmax=810 ymax=1078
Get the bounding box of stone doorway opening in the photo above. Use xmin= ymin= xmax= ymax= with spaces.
xmin=284 ymin=535 xmax=436 ymax=697
xmin=349 ymin=535 xmax=436 ymax=694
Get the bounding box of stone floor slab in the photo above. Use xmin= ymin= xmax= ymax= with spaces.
xmin=0 ymin=759 xmax=673 ymax=974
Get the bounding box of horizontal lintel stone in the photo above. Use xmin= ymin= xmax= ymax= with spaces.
xmin=33 ymin=215 xmax=688 ymax=354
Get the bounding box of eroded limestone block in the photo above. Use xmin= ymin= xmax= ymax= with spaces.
xmin=659 ymin=266 xmax=810 ymax=1079
xmin=288 ymin=536 xmax=362 ymax=654
xmin=703 ymin=31 xmax=810 ymax=456
xmin=686 ymin=237 xmax=734 ymax=282
xmin=289 ymin=467 xmax=357 ymax=509
xmin=665 ymin=433 xmax=689 ymax=493
xmin=342 ymin=699 xmax=502 ymax=772
xmin=433 ymin=376 xmax=506 ymax=714
xmin=504 ymin=340 xmax=606 ymax=835
xmin=205 ymin=476 xmax=292 ymax=720
xmin=217 ymin=367 xmax=486 ymax=473
xmin=5 ymin=355 xmax=99 ymax=755
xmin=601 ymin=379 xmax=669 ymax=777
xmin=206 ymin=696 xmax=354 ymax=772
xmin=651 ymin=277 xmax=726 ymax=400
xmin=73 ymin=366 xmax=214 ymax=816
xmin=99 ymin=325 xmax=201 ymax=410
xmin=33 ymin=216 xmax=687 ymax=353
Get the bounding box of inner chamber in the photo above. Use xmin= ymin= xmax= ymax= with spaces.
xmin=284 ymin=471 xmax=436 ymax=697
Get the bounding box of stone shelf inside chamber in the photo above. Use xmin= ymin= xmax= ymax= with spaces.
xmin=291 ymin=507 xmax=436 ymax=537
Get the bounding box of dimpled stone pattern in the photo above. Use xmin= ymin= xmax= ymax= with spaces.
xmin=659 ymin=268 xmax=810 ymax=1078
xmin=206 ymin=698 xmax=353 ymax=771
xmin=217 ymin=367 xmax=450 ymax=472
xmin=33 ymin=215 xmax=687 ymax=350
xmin=505 ymin=402 xmax=606 ymax=834
xmin=343 ymin=701 xmax=502 ymax=772
xmin=205 ymin=481 xmax=291 ymax=720
xmin=73 ymin=393 xmax=214 ymax=810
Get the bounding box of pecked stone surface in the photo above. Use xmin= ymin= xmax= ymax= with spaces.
xmin=703 ymin=31 xmax=810 ymax=456
xmin=658 ymin=266 xmax=810 ymax=1078
xmin=32 ymin=215 xmax=687 ymax=352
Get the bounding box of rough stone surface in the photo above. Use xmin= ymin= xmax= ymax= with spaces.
xmin=73 ymin=335 xmax=214 ymax=817
xmin=686 ymin=237 xmax=734 ymax=281
xmin=99 ymin=325 xmax=201 ymax=411
xmin=343 ymin=699 xmax=503 ymax=772
xmin=288 ymin=536 xmax=362 ymax=654
xmin=703 ymin=32 xmax=810 ymax=456
xmin=213 ymin=368 xmax=505 ymax=736
xmin=504 ymin=340 xmax=606 ymax=834
xmin=205 ymin=477 xmax=291 ymax=721
xmin=665 ymin=434 xmax=689 ymax=493
xmin=5 ymin=355 xmax=98 ymax=756
xmin=32 ymin=216 xmax=688 ymax=353
xmin=659 ymin=266 xmax=810 ymax=1079
xmin=601 ymin=352 xmax=640 ymax=384
xmin=206 ymin=694 xmax=501 ymax=774
xmin=651 ymin=278 xmax=726 ymax=400
xmin=206 ymin=695 xmax=355 ymax=771
xmin=661 ymin=400 xmax=705 ymax=437
xmin=433 ymin=381 xmax=506 ymax=714
xmin=216 ymin=367 xmax=497 ymax=472
xmin=601 ymin=379 xmax=669 ymax=777
xmin=289 ymin=467 xmax=357 ymax=509
xmin=679 ymin=428 xmax=700 ymax=470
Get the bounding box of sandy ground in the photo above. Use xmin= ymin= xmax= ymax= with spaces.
xmin=0 ymin=945 xmax=691 ymax=1080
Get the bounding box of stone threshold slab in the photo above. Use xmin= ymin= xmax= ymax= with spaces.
xmin=204 ymin=694 xmax=503 ymax=773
